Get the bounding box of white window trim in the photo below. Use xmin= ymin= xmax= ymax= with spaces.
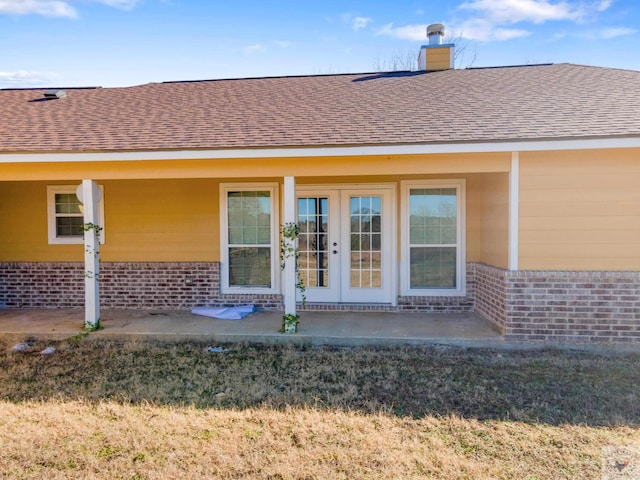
xmin=219 ymin=182 xmax=280 ymax=295
xmin=400 ymin=179 xmax=466 ymax=297
xmin=47 ymin=185 xmax=105 ymax=245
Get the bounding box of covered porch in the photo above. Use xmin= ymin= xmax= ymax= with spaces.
xmin=0 ymin=149 xmax=519 ymax=338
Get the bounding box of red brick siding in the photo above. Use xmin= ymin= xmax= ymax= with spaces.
xmin=0 ymin=262 xmax=281 ymax=310
xmin=473 ymin=263 xmax=507 ymax=333
xmin=1 ymin=261 xmax=477 ymax=313
xmin=396 ymin=263 xmax=476 ymax=313
xmin=505 ymin=270 xmax=640 ymax=343
xmin=3 ymin=262 xmax=638 ymax=344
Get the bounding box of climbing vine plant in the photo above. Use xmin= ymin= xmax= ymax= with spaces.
xmin=83 ymin=222 xmax=103 ymax=237
xmin=82 ymin=222 xmax=103 ymax=331
xmin=82 ymin=222 xmax=103 ymax=279
xmin=280 ymin=222 xmax=305 ymax=332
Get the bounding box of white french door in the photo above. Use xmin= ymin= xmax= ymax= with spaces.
xmin=296 ymin=185 xmax=395 ymax=304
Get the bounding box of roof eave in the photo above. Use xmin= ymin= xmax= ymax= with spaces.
xmin=1 ymin=136 xmax=640 ymax=163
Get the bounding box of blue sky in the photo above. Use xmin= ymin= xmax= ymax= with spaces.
xmin=1 ymin=0 xmax=639 ymax=88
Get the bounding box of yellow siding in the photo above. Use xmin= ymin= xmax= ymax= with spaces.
xmin=519 ymin=148 xmax=640 ymax=270
xmin=425 ymin=46 xmax=453 ymax=71
xmin=465 ymin=173 xmax=509 ymax=268
xmin=480 ymin=174 xmax=509 ymax=268
xmin=466 ymin=176 xmax=482 ymax=263
xmin=0 ymin=152 xmax=511 ymax=181
xmin=0 ymin=182 xmax=70 ymax=261
xmin=0 ymin=170 xmax=509 ymax=265
xmin=0 ymin=180 xmax=219 ymax=262
xmin=100 ymin=179 xmax=219 ymax=262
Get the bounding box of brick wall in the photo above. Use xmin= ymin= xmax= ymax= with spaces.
xmin=3 ymin=261 xmax=638 ymax=343
xmin=0 ymin=262 xmax=281 ymax=310
xmin=472 ymin=264 xmax=640 ymax=343
xmin=396 ymin=263 xmax=476 ymax=313
xmin=505 ymin=270 xmax=640 ymax=343
xmin=0 ymin=261 xmax=477 ymax=313
xmin=473 ymin=263 xmax=507 ymax=333
xmin=0 ymin=262 xmax=84 ymax=308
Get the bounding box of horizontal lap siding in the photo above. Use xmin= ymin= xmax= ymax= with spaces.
xmin=0 ymin=180 xmax=219 ymax=262
xmin=466 ymin=173 xmax=509 ymax=268
xmin=102 ymin=179 xmax=219 ymax=262
xmin=519 ymin=149 xmax=640 ymax=271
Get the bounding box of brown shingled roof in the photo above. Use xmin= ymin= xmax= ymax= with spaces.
xmin=1 ymin=63 xmax=640 ymax=153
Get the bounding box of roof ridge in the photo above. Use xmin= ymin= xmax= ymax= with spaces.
xmin=465 ymin=63 xmax=554 ymax=70
xmin=0 ymin=86 xmax=101 ymax=91
xmin=160 ymin=70 xmax=416 ymax=85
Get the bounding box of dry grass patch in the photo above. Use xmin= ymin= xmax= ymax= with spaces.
xmin=0 ymin=337 xmax=638 ymax=478
xmin=0 ymin=401 xmax=638 ymax=479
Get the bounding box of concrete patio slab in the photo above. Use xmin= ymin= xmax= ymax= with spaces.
xmin=0 ymin=308 xmax=504 ymax=347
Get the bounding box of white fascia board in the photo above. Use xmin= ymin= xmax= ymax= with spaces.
xmin=1 ymin=137 xmax=640 ymax=163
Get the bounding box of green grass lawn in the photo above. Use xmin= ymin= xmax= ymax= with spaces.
xmin=0 ymin=337 xmax=638 ymax=478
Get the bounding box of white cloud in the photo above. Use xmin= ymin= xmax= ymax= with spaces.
xmin=378 ymin=23 xmax=429 ymax=41
xmin=338 ymin=13 xmax=373 ymax=32
xmin=274 ymin=40 xmax=293 ymax=48
xmin=243 ymin=44 xmax=265 ymax=55
xmin=0 ymin=0 xmax=77 ymax=17
xmin=0 ymin=70 xmax=59 ymax=87
xmin=450 ymin=0 xmax=616 ymax=41
xmin=95 ymin=0 xmax=140 ymax=9
xmin=377 ymin=21 xmax=531 ymax=42
xmin=456 ymin=18 xmax=532 ymax=41
xmin=352 ymin=16 xmax=372 ymax=31
xmin=378 ymin=0 xmax=618 ymax=44
xmin=0 ymin=0 xmax=141 ymax=17
xmin=459 ymin=0 xmax=584 ymax=24
xmin=598 ymin=26 xmax=637 ymax=39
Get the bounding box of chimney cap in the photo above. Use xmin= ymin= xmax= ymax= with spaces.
xmin=43 ymin=89 xmax=66 ymax=99
xmin=427 ymin=23 xmax=445 ymax=45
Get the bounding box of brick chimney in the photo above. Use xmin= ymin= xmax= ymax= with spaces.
xmin=418 ymin=23 xmax=455 ymax=71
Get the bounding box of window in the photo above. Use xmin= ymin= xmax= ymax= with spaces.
xmin=47 ymin=185 xmax=105 ymax=245
xmin=401 ymin=180 xmax=465 ymax=296
xmin=220 ymin=183 xmax=279 ymax=293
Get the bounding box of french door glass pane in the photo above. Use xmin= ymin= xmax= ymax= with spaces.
xmin=298 ymin=197 xmax=329 ymax=288
xmin=350 ymin=195 xmax=381 ymax=288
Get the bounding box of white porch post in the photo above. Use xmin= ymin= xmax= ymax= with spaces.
xmin=82 ymin=179 xmax=101 ymax=328
xmin=508 ymin=152 xmax=520 ymax=271
xmin=283 ymin=176 xmax=297 ymax=316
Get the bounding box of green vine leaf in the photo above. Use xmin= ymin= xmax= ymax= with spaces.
xmin=280 ymin=222 xmax=306 ymax=308
xmin=83 ymin=222 xmax=103 ymax=235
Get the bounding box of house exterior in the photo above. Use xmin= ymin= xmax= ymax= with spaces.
xmin=1 ymin=33 xmax=640 ymax=343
